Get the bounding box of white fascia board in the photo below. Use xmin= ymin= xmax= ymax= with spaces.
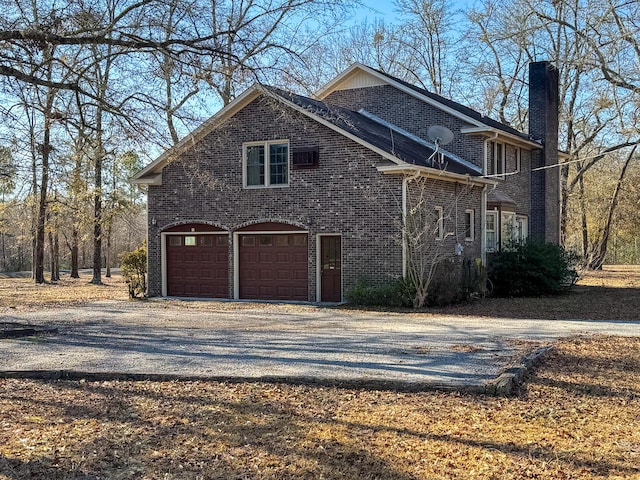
xmin=130 ymin=173 xmax=162 ymax=186
xmin=460 ymin=126 xmax=541 ymax=149
xmin=317 ymin=63 xmax=487 ymax=129
xmin=130 ymin=87 xmax=262 ymax=181
xmin=265 ymin=90 xmax=405 ymax=166
xmin=377 ymin=164 xmax=496 ymax=187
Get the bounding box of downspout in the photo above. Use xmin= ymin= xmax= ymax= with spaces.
xmin=402 ymin=175 xmax=408 ymax=278
xmin=481 ymin=184 xmax=488 ymax=265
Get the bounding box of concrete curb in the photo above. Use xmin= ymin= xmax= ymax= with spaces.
xmin=0 ymin=346 xmax=555 ymax=396
xmin=484 ymin=345 xmax=556 ymax=396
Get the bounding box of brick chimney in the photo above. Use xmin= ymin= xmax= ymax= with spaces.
xmin=529 ymin=61 xmax=560 ymax=244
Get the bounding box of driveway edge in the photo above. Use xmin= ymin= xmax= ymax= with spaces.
xmin=484 ymin=345 xmax=556 ymax=396
xmin=0 ymin=345 xmax=555 ymax=396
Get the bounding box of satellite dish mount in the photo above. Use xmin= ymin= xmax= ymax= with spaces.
xmin=426 ymin=125 xmax=454 ymax=165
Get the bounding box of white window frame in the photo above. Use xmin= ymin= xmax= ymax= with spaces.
xmin=464 ymin=209 xmax=475 ymax=242
xmin=434 ymin=206 xmax=444 ymax=240
xmin=515 ymin=215 xmax=528 ymax=242
xmin=486 ymin=210 xmax=498 ymax=253
xmin=243 ymin=140 xmax=290 ymax=189
xmin=488 ymin=141 xmax=506 ymax=178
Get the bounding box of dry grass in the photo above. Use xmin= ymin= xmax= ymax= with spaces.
xmin=0 ymin=335 xmax=638 ymax=479
xmin=3 ymin=266 xmax=639 ymax=322
xmin=359 ymin=265 xmax=640 ymax=321
xmin=0 ymin=274 xmax=128 ymax=312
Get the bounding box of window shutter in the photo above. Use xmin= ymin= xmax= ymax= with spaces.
xmin=292 ymin=146 xmax=319 ymax=169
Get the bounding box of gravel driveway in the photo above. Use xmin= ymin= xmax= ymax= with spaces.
xmin=1 ymin=300 xmax=639 ymax=391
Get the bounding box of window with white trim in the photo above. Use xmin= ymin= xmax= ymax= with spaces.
xmin=244 ymin=141 xmax=289 ymax=188
xmin=488 ymin=141 xmax=505 ymax=177
xmin=501 ymin=212 xmax=529 ymax=247
xmin=434 ymin=206 xmax=444 ymax=240
xmin=464 ymin=209 xmax=474 ymax=241
xmin=486 ymin=211 xmax=498 ymax=252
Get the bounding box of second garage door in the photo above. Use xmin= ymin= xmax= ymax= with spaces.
xmin=239 ymin=233 xmax=308 ymax=300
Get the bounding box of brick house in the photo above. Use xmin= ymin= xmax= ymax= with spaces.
xmin=131 ymin=61 xmax=560 ymax=302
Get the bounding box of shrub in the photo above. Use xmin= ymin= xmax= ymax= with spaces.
xmin=488 ymin=239 xmax=578 ymax=297
xmin=121 ymin=244 xmax=147 ymax=299
xmin=346 ymin=278 xmax=415 ymax=308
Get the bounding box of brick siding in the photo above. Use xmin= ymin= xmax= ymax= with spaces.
xmin=147 ymin=95 xmax=407 ymax=299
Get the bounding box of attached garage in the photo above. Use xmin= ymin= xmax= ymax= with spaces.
xmin=237 ymin=224 xmax=308 ymax=301
xmin=164 ymin=225 xmax=229 ymax=298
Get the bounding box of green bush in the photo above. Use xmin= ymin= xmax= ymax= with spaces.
xmin=121 ymin=244 xmax=147 ymax=299
xmin=488 ymin=239 xmax=578 ymax=297
xmin=346 ymin=278 xmax=415 ymax=308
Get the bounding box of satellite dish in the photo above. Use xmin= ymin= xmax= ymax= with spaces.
xmin=427 ymin=125 xmax=454 ymax=146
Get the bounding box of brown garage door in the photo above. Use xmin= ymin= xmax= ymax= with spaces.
xmin=239 ymin=234 xmax=308 ymax=300
xmin=166 ymin=234 xmax=229 ymax=298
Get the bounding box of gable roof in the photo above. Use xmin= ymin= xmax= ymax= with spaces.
xmin=316 ymin=63 xmax=540 ymax=149
xmin=132 ymin=83 xmax=492 ymax=185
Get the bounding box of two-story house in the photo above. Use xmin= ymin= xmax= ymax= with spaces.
xmin=131 ymin=61 xmax=560 ymax=302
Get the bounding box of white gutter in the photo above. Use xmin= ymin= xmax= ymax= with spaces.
xmin=377 ymin=164 xmax=495 ymax=187
xmin=462 ymin=126 xmax=541 ymax=150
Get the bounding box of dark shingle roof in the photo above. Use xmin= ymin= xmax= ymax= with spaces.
xmin=267 ymin=87 xmax=481 ymax=177
xmin=369 ymin=67 xmax=531 ymax=141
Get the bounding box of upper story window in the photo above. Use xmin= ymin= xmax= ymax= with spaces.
xmin=488 ymin=141 xmax=505 ymax=177
xmin=244 ymin=140 xmax=289 ymax=188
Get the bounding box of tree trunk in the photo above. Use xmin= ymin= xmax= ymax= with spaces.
xmin=70 ymin=227 xmax=79 ymax=278
xmin=34 ymin=45 xmax=56 ymax=284
xmin=587 ymin=145 xmax=637 ymax=269
xmin=105 ymin=222 xmax=112 ymax=278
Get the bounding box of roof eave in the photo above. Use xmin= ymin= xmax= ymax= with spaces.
xmin=459 ymin=126 xmax=541 ymax=149
xmin=130 ymin=173 xmax=162 ymax=186
xmin=377 ymin=164 xmax=496 ymax=186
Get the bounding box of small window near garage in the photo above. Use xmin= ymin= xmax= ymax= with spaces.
xmin=464 ymin=209 xmax=474 ymax=241
xmin=201 ymin=236 xmax=214 ymax=246
xmin=217 ymin=236 xmax=229 ymax=246
xmin=259 ymin=235 xmax=273 ymax=246
xmin=275 ymin=235 xmax=290 ymax=247
xmin=293 ymin=235 xmax=307 ymax=246
xmin=169 ymin=236 xmax=182 ymax=247
xmin=292 ymin=146 xmax=319 ymax=170
xmin=184 ymin=236 xmax=197 ymax=246
xmin=242 ymin=236 xmax=255 ymax=246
